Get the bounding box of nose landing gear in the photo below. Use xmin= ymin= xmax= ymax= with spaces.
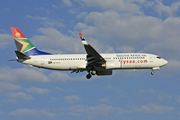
xmin=151 ymin=67 xmax=160 ymax=75
xmin=151 ymin=71 xmax=155 ymax=75
xmin=151 ymin=69 xmax=155 ymax=75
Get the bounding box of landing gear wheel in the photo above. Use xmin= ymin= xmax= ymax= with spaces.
xmin=91 ymin=70 xmax=96 ymax=75
xmin=86 ymin=74 xmax=91 ymax=79
xmin=151 ymin=71 xmax=155 ymax=75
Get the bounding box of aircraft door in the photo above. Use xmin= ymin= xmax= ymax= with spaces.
xmin=41 ymin=58 xmax=45 ymax=67
xmin=150 ymin=56 xmax=153 ymax=63
xmin=120 ymin=60 xmax=122 ymax=68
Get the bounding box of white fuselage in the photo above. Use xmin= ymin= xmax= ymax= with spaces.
xmin=11 ymin=27 xmax=168 ymax=78
xmin=19 ymin=53 xmax=168 ymax=71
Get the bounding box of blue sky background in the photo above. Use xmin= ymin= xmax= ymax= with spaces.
xmin=0 ymin=0 xmax=180 ymax=120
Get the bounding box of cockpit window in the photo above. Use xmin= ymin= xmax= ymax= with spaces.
xmin=157 ymin=57 xmax=161 ymax=59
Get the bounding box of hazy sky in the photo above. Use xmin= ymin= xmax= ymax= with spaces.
xmin=0 ymin=0 xmax=180 ymax=120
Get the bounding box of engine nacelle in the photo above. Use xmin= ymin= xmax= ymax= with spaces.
xmin=105 ymin=62 xmax=120 ymax=69
xmin=96 ymin=70 xmax=112 ymax=76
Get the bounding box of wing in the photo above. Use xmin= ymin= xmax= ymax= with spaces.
xmin=79 ymin=33 xmax=106 ymax=67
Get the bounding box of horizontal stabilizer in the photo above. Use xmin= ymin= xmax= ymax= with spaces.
xmin=8 ymin=59 xmax=17 ymax=61
xmin=15 ymin=50 xmax=31 ymax=59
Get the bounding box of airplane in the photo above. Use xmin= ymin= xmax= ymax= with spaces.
xmin=10 ymin=27 xmax=168 ymax=79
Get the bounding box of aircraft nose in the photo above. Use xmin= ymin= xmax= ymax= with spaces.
xmin=163 ymin=59 xmax=168 ymax=65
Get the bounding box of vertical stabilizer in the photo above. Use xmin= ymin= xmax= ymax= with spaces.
xmin=11 ymin=27 xmax=51 ymax=56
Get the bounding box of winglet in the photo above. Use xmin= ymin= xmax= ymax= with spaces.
xmin=79 ymin=33 xmax=85 ymax=41
xmin=11 ymin=27 xmax=26 ymax=39
xmin=79 ymin=33 xmax=89 ymax=45
xmin=78 ymin=33 xmax=106 ymax=64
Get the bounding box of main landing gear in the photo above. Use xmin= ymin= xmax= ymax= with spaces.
xmin=86 ymin=73 xmax=91 ymax=79
xmin=86 ymin=70 xmax=96 ymax=79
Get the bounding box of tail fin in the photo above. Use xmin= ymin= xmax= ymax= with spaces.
xmin=11 ymin=27 xmax=51 ymax=56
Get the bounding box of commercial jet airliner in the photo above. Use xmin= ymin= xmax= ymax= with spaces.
xmin=10 ymin=27 xmax=168 ymax=79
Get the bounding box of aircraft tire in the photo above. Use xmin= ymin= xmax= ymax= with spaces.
xmin=86 ymin=74 xmax=91 ymax=79
xmin=91 ymin=70 xmax=96 ymax=75
xmin=151 ymin=71 xmax=155 ymax=75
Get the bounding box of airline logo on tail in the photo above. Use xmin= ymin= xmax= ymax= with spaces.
xmin=11 ymin=27 xmax=51 ymax=56
xmin=11 ymin=27 xmax=35 ymax=54
xmin=79 ymin=33 xmax=85 ymax=41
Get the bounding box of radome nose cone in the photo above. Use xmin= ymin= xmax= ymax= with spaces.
xmin=164 ymin=59 xmax=168 ymax=65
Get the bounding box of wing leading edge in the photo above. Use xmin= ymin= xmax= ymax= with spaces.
xmin=79 ymin=33 xmax=106 ymax=67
